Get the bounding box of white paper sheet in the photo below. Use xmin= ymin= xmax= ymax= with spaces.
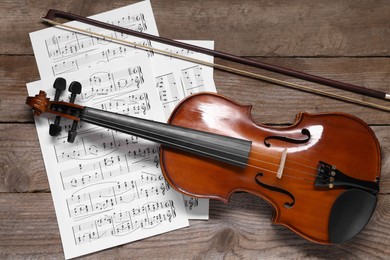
xmin=28 ymin=4 xmax=217 ymax=257
xmin=30 ymin=0 xmax=158 ymax=78
xmin=27 ymin=55 xmax=190 ymax=259
xmin=30 ymin=0 xmax=216 ymax=219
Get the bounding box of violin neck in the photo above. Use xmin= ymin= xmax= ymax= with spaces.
xmin=81 ymin=107 xmax=252 ymax=167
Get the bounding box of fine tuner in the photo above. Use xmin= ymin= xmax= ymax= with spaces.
xmin=26 ymin=79 xmax=381 ymax=244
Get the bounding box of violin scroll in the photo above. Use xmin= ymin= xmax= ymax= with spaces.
xmin=26 ymin=91 xmax=85 ymax=122
xmin=26 ymin=79 xmax=85 ymax=143
xmin=26 ymin=90 xmax=50 ymax=116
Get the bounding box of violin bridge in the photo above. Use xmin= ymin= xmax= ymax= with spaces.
xmin=277 ymin=148 xmax=288 ymax=179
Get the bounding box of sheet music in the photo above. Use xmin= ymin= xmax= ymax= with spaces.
xmin=30 ymin=0 xmax=157 ymax=79
xmin=27 ymin=55 xmax=189 ymax=259
xmin=29 ymin=1 xmax=214 ymax=244
xmin=30 ymin=8 xmax=215 ymax=219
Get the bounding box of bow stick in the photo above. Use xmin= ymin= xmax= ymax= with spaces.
xmin=41 ymin=9 xmax=390 ymax=112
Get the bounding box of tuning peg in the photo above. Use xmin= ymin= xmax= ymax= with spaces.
xmin=67 ymin=81 xmax=82 ymax=143
xmin=49 ymin=119 xmax=62 ymax=136
xmin=69 ymin=81 xmax=82 ymax=103
xmin=49 ymin=77 xmax=67 ymax=136
xmin=67 ymin=121 xmax=78 ymax=143
xmin=53 ymin=77 xmax=66 ymax=100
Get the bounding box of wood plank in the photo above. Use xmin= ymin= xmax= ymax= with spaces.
xmin=214 ymin=57 xmax=390 ymax=124
xmin=152 ymin=0 xmax=390 ymax=57
xmin=0 ymin=56 xmax=39 ymax=122
xmin=2 ymin=56 xmax=389 ymax=124
xmin=1 ymin=0 xmax=389 ymax=259
xmin=0 ymin=0 xmax=85 ymax=55
xmin=0 ymin=192 xmax=389 ymax=259
xmin=1 ymin=0 xmax=389 ymax=56
xmin=0 ymin=124 xmax=49 ymax=192
xmin=0 ymin=123 xmax=389 ymax=194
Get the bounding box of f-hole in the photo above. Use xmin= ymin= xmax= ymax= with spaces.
xmin=255 ymin=173 xmax=295 ymax=208
xmin=264 ymin=128 xmax=311 ymax=147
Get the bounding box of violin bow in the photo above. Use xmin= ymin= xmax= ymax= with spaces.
xmin=41 ymin=9 xmax=390 ymax=112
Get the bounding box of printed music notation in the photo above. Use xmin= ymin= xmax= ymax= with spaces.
xmin=45 ymin=13 xmax=147 ymax=59
xmin=29 ymin=1 xmax=215 ymax=256
xmin=93 ymin=92 xmax=150 ymax=114
xmin=181 ymin=65 xmax=205 ymax=95
xmin=52 ymin=91 xmax=152 ymax=164
xmin=60 ymin=145 xmax=160 ymax=190
xmin=163 ymin=46 xmax=195 ymax=59
xmin=80 ymin=65 xmax=145 ymax=100
xmin=53 ymin=64 xmax=147 ymax=103
xmin=73 ymin=199 xmax=176 ymax=245
xmin=156 ymin=72 xmax=180 ymax=118
xmin=30 ymin=0 xmax=160 ymax=79
xmin=28 ymin=21 xmax=189 ymax=257
xmin=154 ymin=64 xmax=207 ymax=118
xmin=50 ymin=42 xmax=154 ymax=76
xmin=67 ymin=174 xmax=170 ymax=218
xmin=184 ymin=198 xmax=199 ymax=210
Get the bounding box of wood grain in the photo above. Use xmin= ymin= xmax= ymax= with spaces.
xmin=2 ymin=0 xmax=389 ymax=56
xmin=0 ymin=192 xmax=389 ymax=259
xmin=0 ymin=124 xmax=48 ymax=192
xmin=0 ymin=0 xmax=389 ymax=258
xmin=0 ymin=0 xmax=85 ymax=55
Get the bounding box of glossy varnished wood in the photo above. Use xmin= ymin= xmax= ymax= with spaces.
xmin=0 ymin=0 xmax=389 ymax=258
xmin=161 ymin=93 xmax=381 ymax=243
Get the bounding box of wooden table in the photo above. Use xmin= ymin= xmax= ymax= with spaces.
xmin=1 ymin=0 xmax=389 ymax=258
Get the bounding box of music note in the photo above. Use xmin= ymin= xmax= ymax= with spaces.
xmin=181 ymin=65 xmax=205 ymax=95
xmin=72 ymin=199 xmax=177 ymax=245
xmin=156 ymin=73 xmax=180 ymax=118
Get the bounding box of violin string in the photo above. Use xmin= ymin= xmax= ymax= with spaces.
xmin=84 ymin=116 xmax=317 ymax=183
xmin=81 ymin=114 xmax=321 ymax=182
xmin=42 ymin=18 xmax=390 ymax=113
xmin=39 ymin=20 xmax=329 ymax=180
xmin=181 ymin=107 xmax=321 ymax=171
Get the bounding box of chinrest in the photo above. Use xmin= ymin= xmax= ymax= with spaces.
xmin=329 ymin=189 xmax=377 ymax=243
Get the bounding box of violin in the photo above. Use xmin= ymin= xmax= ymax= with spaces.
xmin=26 ymin=87 xmax=381 ymax=244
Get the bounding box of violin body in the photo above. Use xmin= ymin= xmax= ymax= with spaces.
xmin=160 ymin=93 xmax=381 ymax=244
